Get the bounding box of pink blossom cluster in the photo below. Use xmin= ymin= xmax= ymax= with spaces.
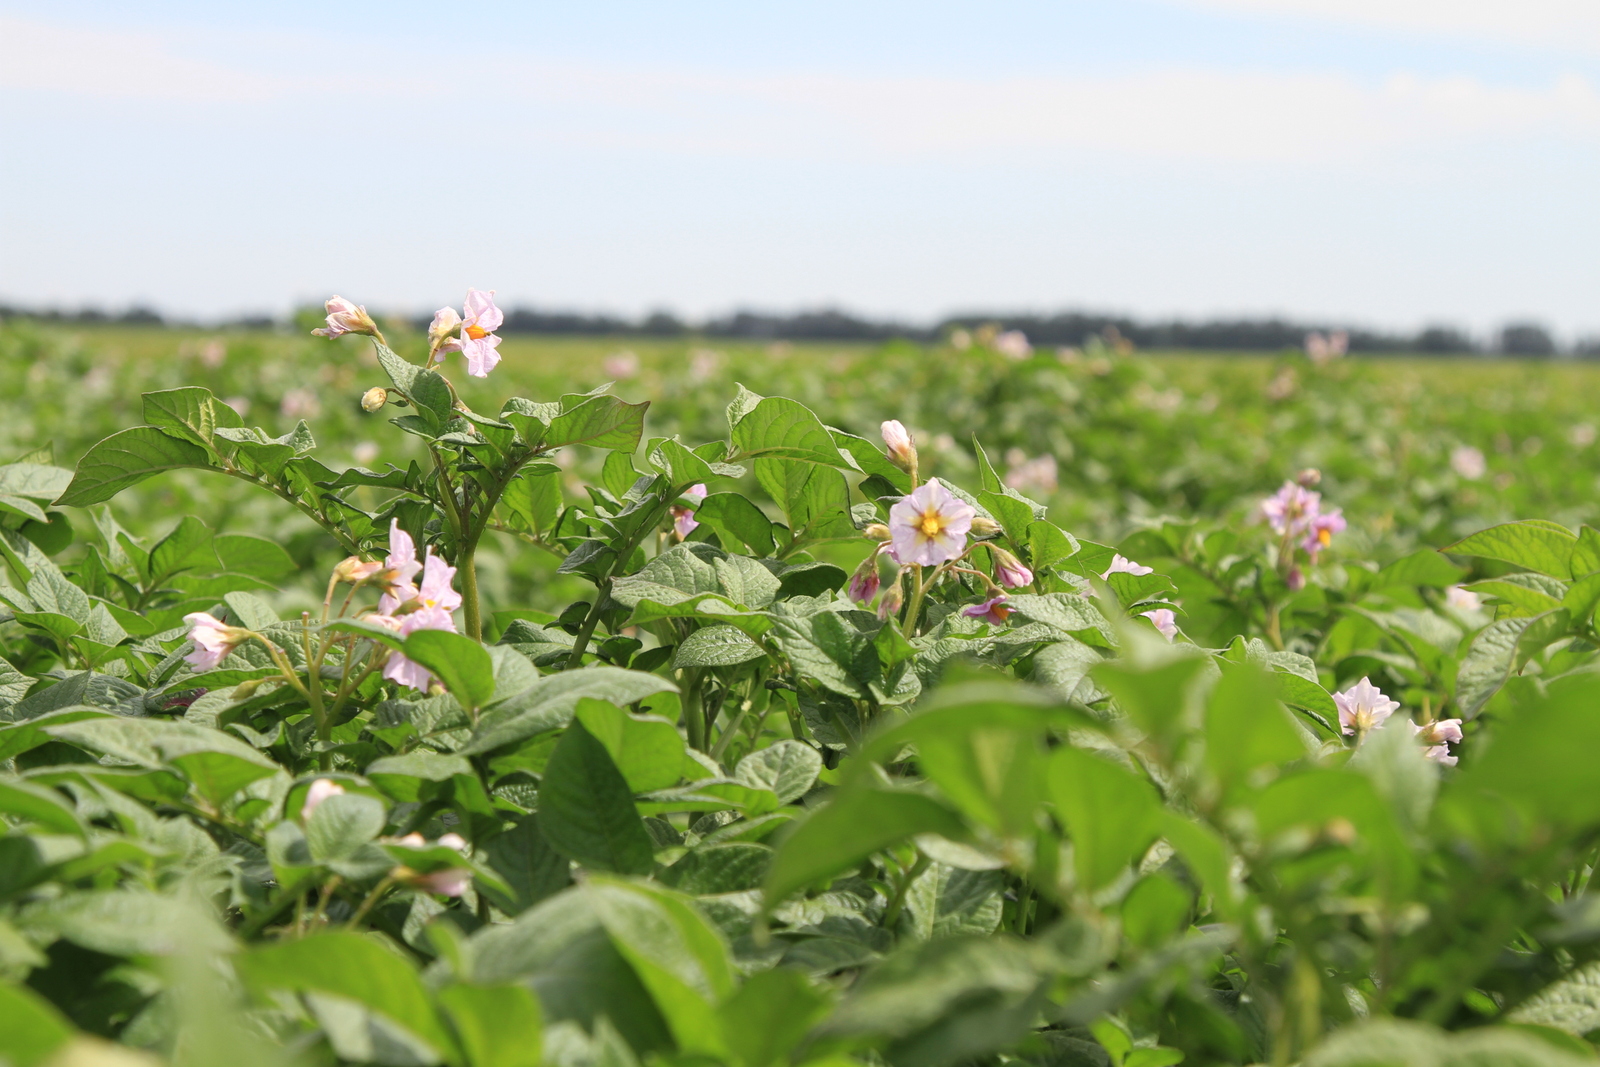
xmin=1260 ymin=481 xmax=1346 ymax=562
xmin=1335 ymin=677 xmax=1462 ymax=765
xmin=367 ymin=520 xmax=462 ymax=690
xmin=428 ymin=289 xmax=504 ymax=378
xmin=1305 ymin=330 xmax=1348 ymax=365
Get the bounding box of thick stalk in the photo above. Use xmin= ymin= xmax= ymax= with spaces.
xmin=456 ymin=542 xmax=481 ymax=641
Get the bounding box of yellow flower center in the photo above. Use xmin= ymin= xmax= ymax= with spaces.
xmin=918 ymin=509 xmax=946 ymax=538
xmin=465 ymin=324 xmax=490 ymax=340
xmin=1317 ymin=528 xmax=1333 ymax=546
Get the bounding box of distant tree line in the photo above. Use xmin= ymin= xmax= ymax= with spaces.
xmin=3 ymin=300 xmax=1595 ymax=356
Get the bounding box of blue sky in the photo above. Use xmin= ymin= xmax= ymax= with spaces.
xmin=3 ymin=1 xmax=1599 ymax=338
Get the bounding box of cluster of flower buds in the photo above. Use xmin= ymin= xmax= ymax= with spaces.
xmin=1259 ymin=471 xmax=1346 ymax=589
xmin=1335 ymin=677 xmax=1462 ymax=765
xmin=387 ymin=831 xmax=472 ymax=896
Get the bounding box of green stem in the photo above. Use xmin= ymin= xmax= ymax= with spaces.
xmin=883 ymin=852 xmax=931 ymax=931
xmin=457 ymin=541 xmax=481 ymax=641
xmin=564 ymin=578 xmax=613 ymax=670
xmin=900 ymin=566 xmax=928 ymax=639
xmin=345 ymin=875 xmax=397 ymax=930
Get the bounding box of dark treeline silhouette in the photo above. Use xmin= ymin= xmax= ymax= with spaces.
xmin=3 ymin=300 xmax=1592 ymax=356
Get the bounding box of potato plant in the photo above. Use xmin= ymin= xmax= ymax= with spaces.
xmin=4 ymin=296 xmax=1600 ymax=1067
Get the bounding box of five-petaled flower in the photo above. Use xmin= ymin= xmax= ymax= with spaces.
xmin=963 ymin=595 xmax=1011 ymax=626
xmin=311 ymin=296 xmax=377 ymax=339
xmin=888 ymin=481 xmax=974 ymax=566
xmin=1261 ymin=481 xmax=1321 ymax=537
xmin=369 ymin=522 xmax=462 ymax=691
xmin=1142 ymin=608 xmax=1178 ymax=641
xmin=671 ymin=484 xmax=707 ymax=540
xmin=376 ymin=519 xmax=425 ymax=614
xmin=1335 ymin=677 xmax=1399 ymax=737
xmin=182 ymin=611 xmax=249 ymax=671
xmin=1413 ymin=718 xmax=1464 ymax=766
xmin=459 ymin=289 xmax=504 ymax=377
xmin=1303 ymin=509 xmax=1346 ymax=560
xmin=1101 ymin=554 xmax=1153 ymax=580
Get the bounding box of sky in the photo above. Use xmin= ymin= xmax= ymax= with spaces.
xmin=2 ymin=1 xmax=1598 ymax=339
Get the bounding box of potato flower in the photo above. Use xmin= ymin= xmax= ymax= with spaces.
xmin=311 ymin=296 xmax=377 ymax=339
xmin=377 ymin=519 xmax=424 ymax=614
xmin=888 ymin=481 xmax=974 ymax=566
xmin=182 ymin=611 xmax=249 ymax=671
xmin=671 ymin=484 xmax=707 ymax=540
xmin=991 ymin=546 xmax=1033 ymax=588
xmin=1261 ymin=481 xmax=1321 ymax=536
xmin=1335 ymin=677 xmax=1399 ymax=737
xmin=1142 ymin=608 xmax=1177 ymax=641
xmin=300 ymin=778 xmax=345 ymax=819
xmin=1101 ymin=554 xmax=1152 ymax=580
xmin=881 ymin=420 xmax=916 ymax=469
xmin=1303 ymin=509 xmax=1346 ymax=560
xmin=963 ymin=595 xmax=1011 ymax=626
xmin=459 ymin=288 xmax=504 ymax=377
xmin=1413 ymin=718 xmax=1464 ymax=766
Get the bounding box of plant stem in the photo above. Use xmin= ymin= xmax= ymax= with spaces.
xmin=345 ymin=876 xmax=396 ymax=930
xmin=883 ymin=852 xmax=931 ymax=931
xmin=457 ymin=541 xmax=481 ymax=641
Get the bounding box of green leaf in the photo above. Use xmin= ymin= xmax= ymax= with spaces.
xmin=0 ymin=778 xmax=83 ymax=837
xmin=438 ymin=983 xmax=544 ymax=1067
xmin=1508 ymin=960 xmax=1600 ymax=1034
xmin=238 ymin=932 xmax=452 ymax=1056
xmin=500 ymin=466 xmax=563 ymax=536
xmin=1455 ymin=617 xmax=1533 ymax=717
xmin=1205 ymin=663 xmax=1308 ymax=790
xmin=978 ymin=491 xmax=1036 ymax=545
xmin=404 ymin=630 xmax=496 ymax=711
xmin=213 ymin=534 xmax=296 ymax=578
xmin=481 ymin=814 xmax=573 ymax=915
xmin=734 ymin=741 xmax=822 ymax=803
xmin=1445 ymin=520 xmax=1578 ymax=579
xmin=764 ymin=787 xmax=968 ymax=907
xmin=1299 ymin=1018 xmax=1597 ymax=1067
xmin=0 ymin=983 xmax=73 ymax=1067
xmin=56 ymin=426 xmax=215 ymax=506
xmin=169 ymin=749 xmax=279 ymax=807
xmin=1462 ymin=673 xmax=1600 ymax=827
xmin=546 ymin=394 xmax=650 ymax=451
xmin=1121 ymin=873 xmax=1192 ymax=950
xmin=539 ymin=719 xmax=656 ymax=874
xmin=693 ymin=492 xmax=776 ymax=557
xmin=142 ymin=386 xmax=242 ymax=449
xmin=148 ymin=515 xmax=218 ymax=582
xmin=1048 ymin=745 xmax=1162 ymax=890
xmin=574 ymin=698 xmax=688 ymax=794
xmin=1093 ymin=655 xmax=1209 ymax=744
xmin=305 ymin=792 xmax=387 ymax=861
xmin=661 ymin=842 xmax=772 ymax=894
xmin=730 ymin=396 xmax=850 ymax=466
xmin=1027 ymin=521 xmax=1080 ymax=572
xmin=1373 ymin=549 xmax=1467 ymax=589
xmin=672 ymin=624 xmax=766 ymax=668
xmin=718 ymin=968 xmax=832 ymax=1067
xmin=364 ymin=751 xmax=474 ymax=802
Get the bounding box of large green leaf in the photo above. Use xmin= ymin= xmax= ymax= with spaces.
xmin=1047 ymin=745 xmax=1162 ymax=891
xmin=438 ymin=983 xmax=544 ymax=1067
xmin=538 ymin=719 xmax=656 ymax=875
xmin=0 ymin=983 xmax=73 ymax=1067
xmin=56 ymin=426 xmax=214 ymax=506
xmin=574 ymin=699 xmax=687 ymax=794
xmin=404 ymin=629 xmax=496 ymax=712
xmin=1445 ymin=520 xmax=1578 ymax=579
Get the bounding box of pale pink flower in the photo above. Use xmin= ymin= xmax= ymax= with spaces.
xmin=280 ymin=388 xmax=321 ymax=420
xmin=383 ymin=605 xmax=458 ymax=690
xmin=415 ymin=552 xmax=463 ymax=614
xmin=301 ymin=778 xmax=345 ymax=819
xmin=888 ymin=481 xmax=974 ymax=567
xmin=1328 ymin=330 xmax=1349 ymax=357
xmin=1445 ymin=585 xmax=1482 ymax=611
xmin=438 ymin=832 xmax=467 ymax=851
xmin=881 ymin=420 xmax=916 ymax=467
xmin=1305 ymin=331 xmax=1346 ymax=365
xmin=459 ymin=289 xmax=503 ymax=377
xmin=991 ymin=546 xmax=1034 ymax=588
xmin=333 ymin=557 xmax=384 ymax=584
xmin=1004 ymin=453 xmax=1058 ymax=495
xmin=962 ymin=595 xmax=1011 ymax=626
xmin=670 ymin=484 xmax=707 ymax=540
xmin=396 ymin=832 xmax=427 ymax=846
xmin=1411 ymin=718 xmax=1463 ymax=766
xmin=182 ymin=611 xmax=248 ymax=671
xmin=1335 ymin=677 xmax=1399 ymax=737
xmin=377 ymin=519 xmax=424 ymax=613
xmin=602 ymin=351 xmax=640 ymax=380
xmin=1303 ymin=508 xmax=1346 ymax=560
xmin=993 ymin=330 xmax=1032 ymax=359
xmin=428 ymin=306 xmax=463 ymax=361
xmin=1260 ymin=481 xmax=1321 ymax=536
xmin=1100 ymin=554 xmax=1153 ymax=580
xmin=312 ymin=296 xmax=376 ymax=339
xmin=1142 ymin=608 xmax=1178 ymax=641
xmin=417 ymin=868 xmax=472 ymax=896
xmin=199 ymin=339 xmax=227 ymax=368
xmin=222 ymin=396 xmax=251 ymax=418
xmin=1451 ymin=446 xmax=1486 ymax=480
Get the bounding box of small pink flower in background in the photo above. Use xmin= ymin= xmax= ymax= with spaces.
xmin=183 ymin=611 xmax=248 ymax=671
xmin=602 ymin=351 xmax=640 ymax=380
xmin=1261 ymin=481 xmax=1321 ymax=536
xmin=1142 ymin=608 xmax=1177 ymax=641
xmin=199 ymin=339 xmax=227 ymax=368
xmin=1305 ymin=330 xmax=1348 ymax=365
xmin=428 ymin=306 xmax=463 ymax=361
xmin=352 ymin=441 xmax=380 ymax=466
xmin=991 ymin=546 xmax=1034 ymax=588
xmin=1445 ymin=585 xmax=1482 ymax=611
xmin=994 ymin=330 xmax=1032 ymax=359
xmin=1303 ymin=508 xmax=1346 ymax=560
xmin=222 ymin=396 xmax=252 ymax=418
xmin=1451 ymin=446 xmax=1486 ymax=480
xmin=1004 ymin=453 xmax=1058 ymax=495
xmin=312 ymin=296 xmax=376 ymax=339
xmin=301 ymin=778 xmax=345 ymax=819
xmin=1335 ymin=677 xmax=1399 ymax=737
xmin=963 ymin=595 xmax=1012 ymax=626
xmin=439 ymin=832 xmax=467 ymax=851
xmin=670 ymin=484 xmax=707 ymax=540
xmin=888 ymin=481 xmax=975 ymax=566
xmin=1101 ymin=554 xmax=1153 ymax=580
xmin=417 ymin=868 xmax=472 ymax=896
xmin=881 ymin=420 xmax=916 ymax=467
xmin=459 ymin=289 xmax=504 ymax=378
xmin=280 ymin=388 xmax=321 ymax=421
xmin=415 ymin=552 xmax=463 ymax=614
xmin=689 ymin=349 xmax=722 ymax=382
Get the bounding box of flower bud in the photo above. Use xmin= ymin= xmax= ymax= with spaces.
xmin=333 ymin=556 xmax=383 ymax=584
xmin=428 ymin=306 xmax=463 ymax=361
xmin=1286 ymin=565 xmax=1306 ymax=592
xmin=862 ymin=523 xmax=891 ymax=541
xmin=1296 ymin=467 xmax=1322 ymax=488
xmin=360 ymin=387 xmax=388 ymax=412
xmin=881 ymin=420 xmax=917 ymax=470
xmin=969 ymin=516 xmax=1002 ymax=537
xmin=991 ymin=546 xmax=1034 ymax=588
xmin=847 ymin=555 xmax=882 ymax=605
xmin=311 ymin=295 xmax=378 ymax=339
xmin=876 ymin=575 xmax=905 ymax=621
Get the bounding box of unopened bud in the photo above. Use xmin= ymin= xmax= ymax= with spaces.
xmin=361 ymin=387 xmax=388 ymax=412
xmin=311 ymin=295 xmax=378 ymax=339
xmin=428 ymin=306 xmax=463 ymax=361
xmin=991 ymin=545 xmax=1034 ymax=588
xmin=881 ymin=420 xmax=917 ymax=471
xmin=969 ymin=516 xmax=1002 ymax=537
xmin=863 ymin=523 xmax=891 ymax=541
xmin=333 ymin=556 xmax=383 ymax=584
xmin=1286 ymin=565 xmax=1306 ymax=592
xmin=876 ymin=575 xmax=905 ymax=622
xmin=1296 ymin=468 xmax=1322 ymax=488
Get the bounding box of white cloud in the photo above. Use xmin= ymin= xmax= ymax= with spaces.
xmin=5 ymin=14 xmax=1600 ymax=165
xmin=1172 ymin=0 xmax=1600 ymax=55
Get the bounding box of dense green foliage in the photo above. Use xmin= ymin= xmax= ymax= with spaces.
xmin=5 ymin=318 xmax=1600 ymax=1067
